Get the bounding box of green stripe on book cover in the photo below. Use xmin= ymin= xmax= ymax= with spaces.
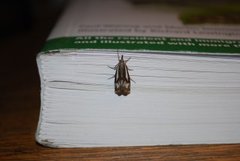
xmin=42 ymin=36 xmax=240 ymax=55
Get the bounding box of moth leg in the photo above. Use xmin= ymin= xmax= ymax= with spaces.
xmin=130 ymin=78 xmax=136 ymax=83
xmin=128 ymin=68 xmax=133 ymax=71
xmin=125 ymin=57 xmax=131 ymax=63
xmin=108 ymin=75 xmax=115 ymax=79
xmin=107 ymin=65 xmax=116 ymax=70
xmin=125 ymin=63 xmax=133 ymax=71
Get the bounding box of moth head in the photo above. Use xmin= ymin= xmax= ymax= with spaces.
xmin=118 ymin=54 xmax=124 ymax=62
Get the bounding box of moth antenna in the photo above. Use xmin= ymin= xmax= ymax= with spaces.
xmin=117 ymin=50 xmax=120 ymax=61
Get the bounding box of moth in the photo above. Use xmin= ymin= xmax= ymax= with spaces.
xmin=109 ymin=54 xmax=133 ymax=96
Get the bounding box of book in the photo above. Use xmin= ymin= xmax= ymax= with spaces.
xmin=36 ymin=0 xmax=240 ymax=147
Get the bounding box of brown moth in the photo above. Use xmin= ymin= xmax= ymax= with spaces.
xmin=109 ymin=54 xmax=132 ymax=96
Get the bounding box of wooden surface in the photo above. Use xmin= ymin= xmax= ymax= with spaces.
xmin=1 ymin=4 xmax=240 ymax=161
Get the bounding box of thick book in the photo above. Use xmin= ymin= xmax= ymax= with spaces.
xmin=36 ymin=0 xmax=240 ymax=147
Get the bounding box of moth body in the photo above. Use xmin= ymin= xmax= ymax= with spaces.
xmin=113 ymin=55 xmax=131 ymax=96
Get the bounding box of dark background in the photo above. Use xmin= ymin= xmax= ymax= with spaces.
xmin=0 ymin=0 xmax=66 ymax=96
xmin=0 ymin=0 xmax=66 ymax=150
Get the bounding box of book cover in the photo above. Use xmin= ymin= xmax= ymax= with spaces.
xmin=36 ymin=0 xmax=240 ymax=147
